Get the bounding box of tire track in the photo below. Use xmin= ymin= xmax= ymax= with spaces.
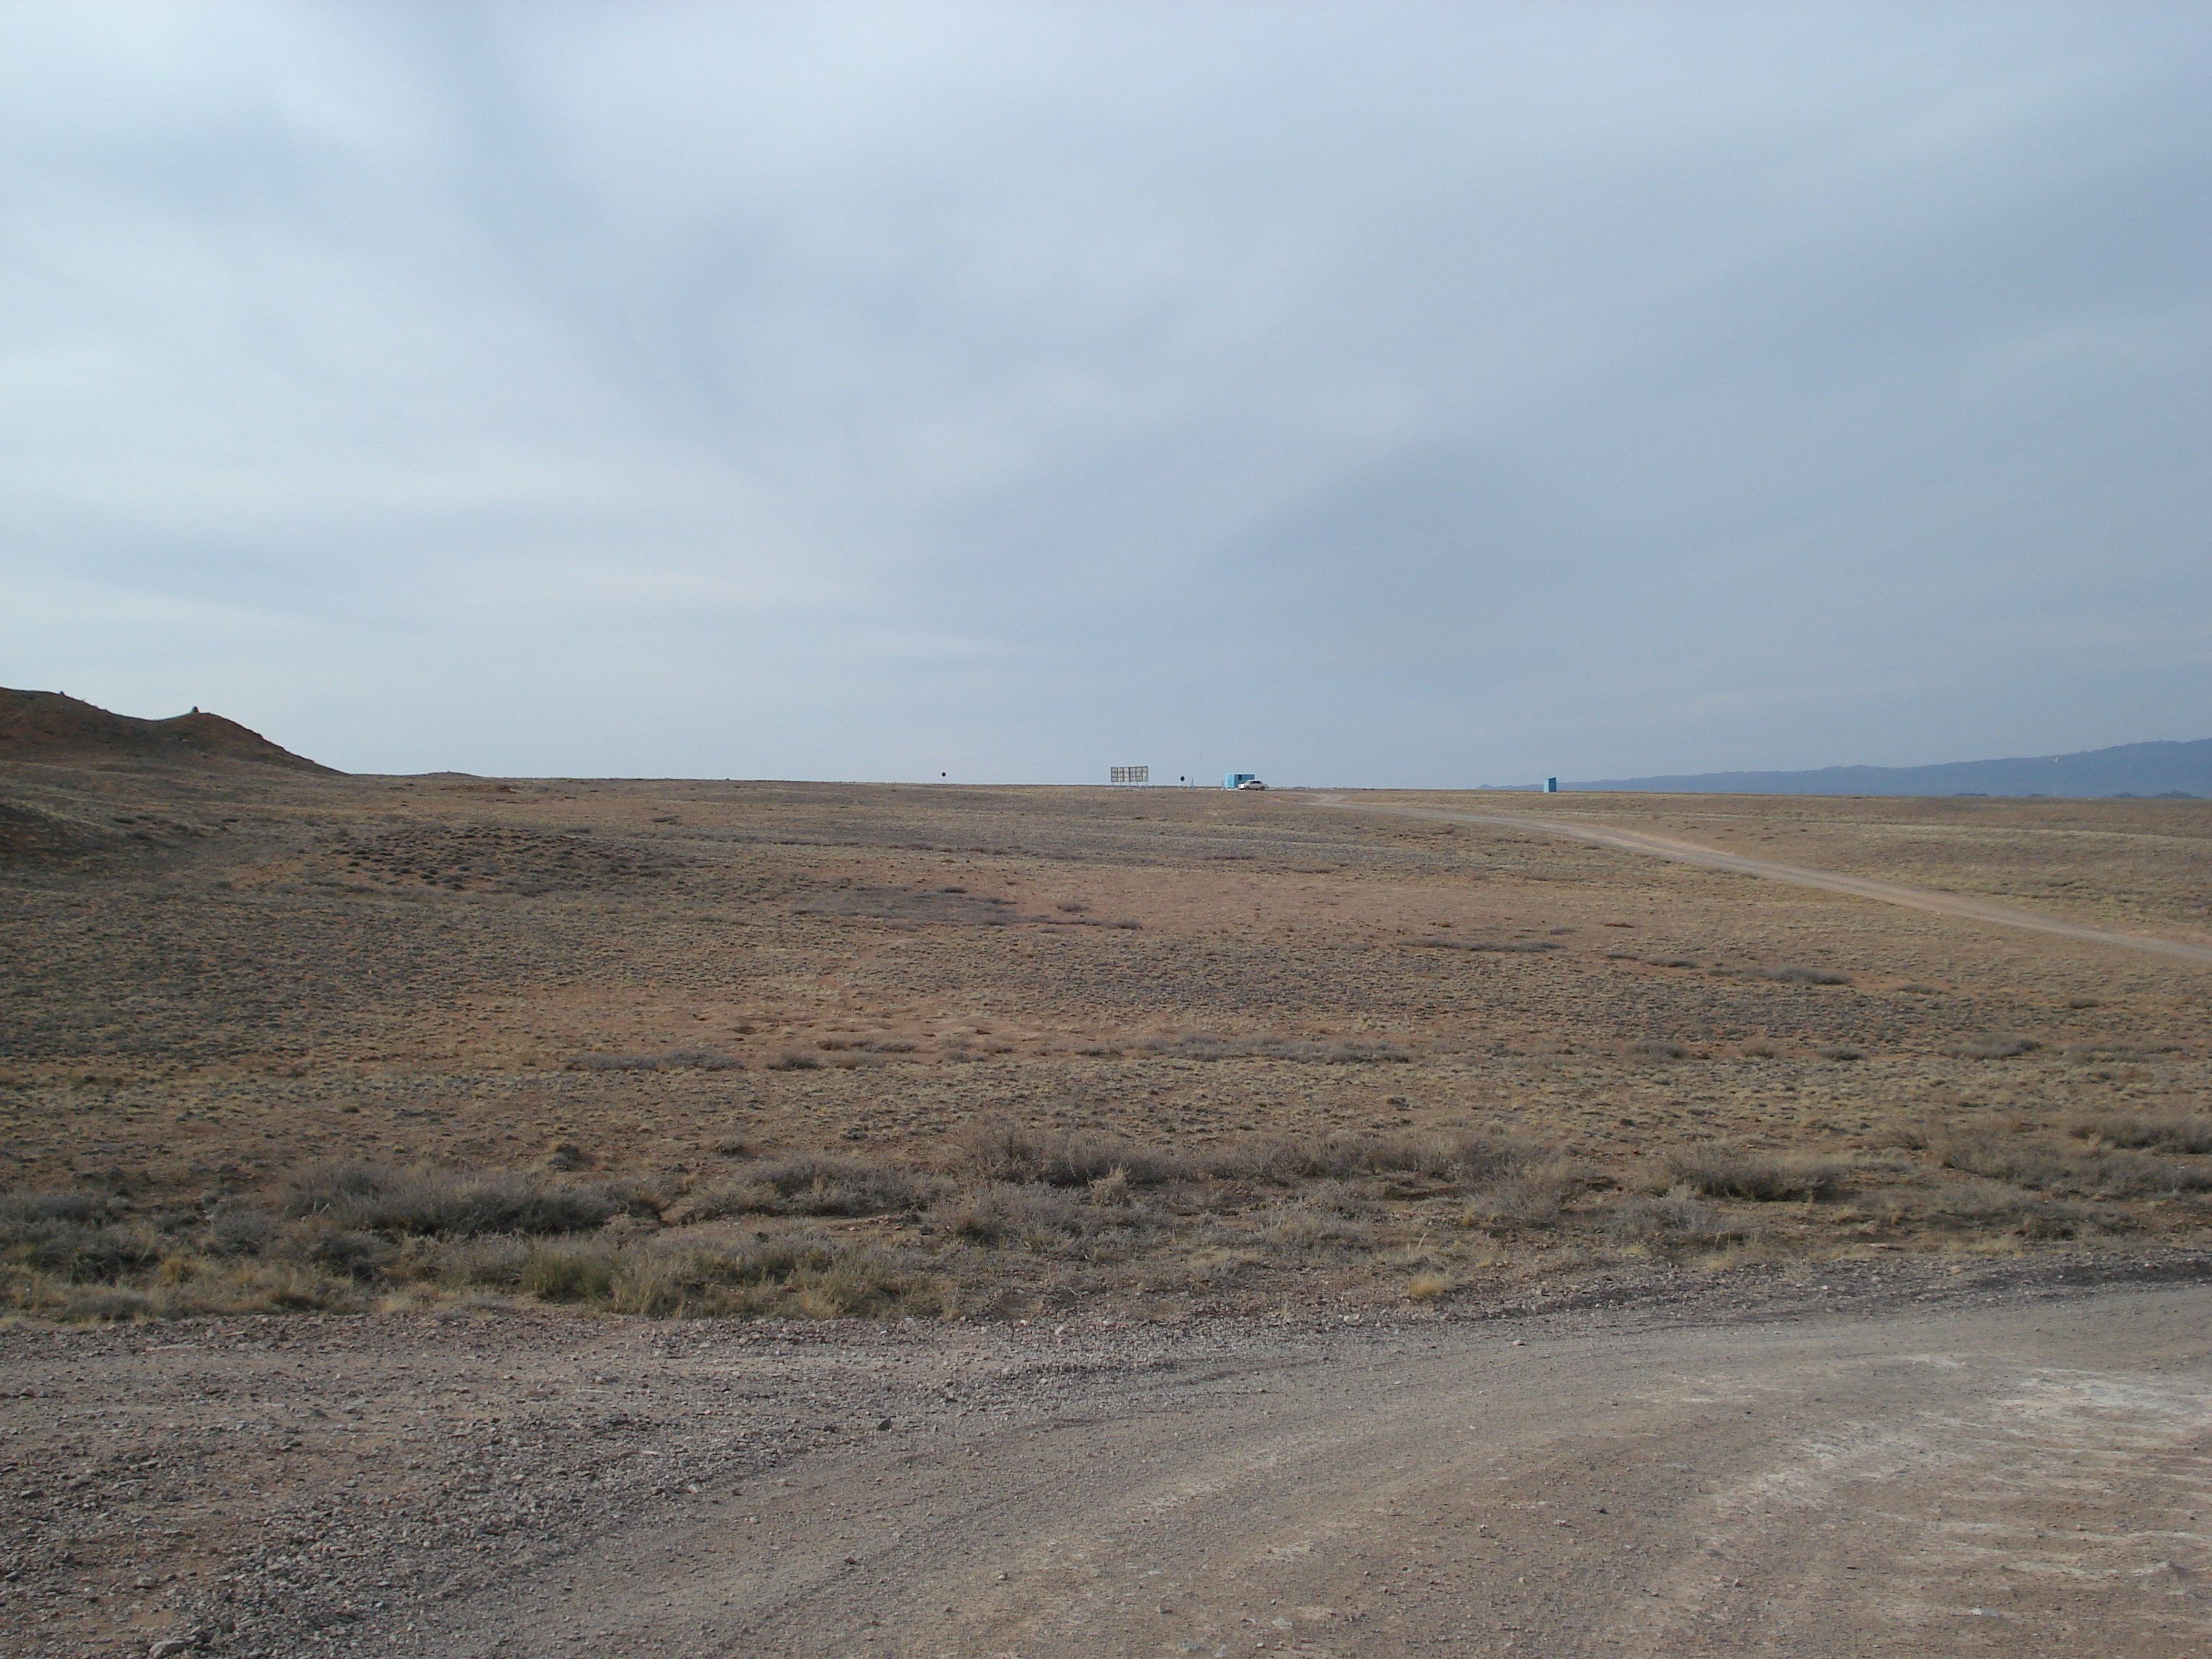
xmin=1303 ymin=794 xmax=2212 ymax=966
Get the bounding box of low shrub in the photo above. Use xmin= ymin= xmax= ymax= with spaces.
xmin=285 ymin=1225 xmax=392 ymax=1280
xmin=1945 ymin=1035 xmax=2041 ymax=1061
xmin=601 ymin=1237 xmax=943 ymax=1318
xmin=1653 ymin=1150 xmax=1848 ymax=1202
xmin=1754 ymin=965 xmax=1853 ymax=986
xmin=691 ymin=1157 xmax=922 ymax=1218
xmin=963 ymin=1126 xmax=1187 ymax=1188
xmin=1259 ymin=1186 xmax=1377 ymax=1251
xmin=1934 ymin=1132 xmax=2212 ymax=1199
xmin=0 ymin=1192 xmax=117 ymax=1228
xmin=281 ymin=1164 xmax=634 ymax=1237
xmin=1605 ymin=1191 xmax=1748 ymax=1251
xmin=207 ymin=1200 xmax=274 ymax=1256
xmin=1208 ymin=1131 xmax=1551 ymax=1189
xmin=1130 ymin=1033 xmax=1412 ymax=1064
xmin=929 ymin=1184 xmax=1118 ymax=1251
xmin=2071 ymin=1113 xmax=2212 ymax=1154
xmin=565 ymin=1048 xmax=742 ymax=1072
xmin=521 ymin=1246 xmax=618 ymax=1303
xmin=1459 ymin=1161 xmax=1581 ymax=1231
xmin=0 ymin=1213 xmax=163 ymax=1280
xmin=1412 ymin=938 xmax=1558 ymax=954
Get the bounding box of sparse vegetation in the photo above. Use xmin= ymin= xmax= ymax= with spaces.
xmin=1650 ymin=1149 xmax=1850 ymax=1202
xmin=1946 ymin=1035 xmax=2042 ymax=1060
xmin=565 ymin=1048 xmax=742 ymax=1072
xmin=1606 ymin=1190 xmax=1749 ymax=1253
xmin=689 ymin=1156 xmax=922 ymax=1218
xmin=2072 ymin=1112 xmax=2212 ymax=1154
xmin=1754 ymin=965 xmax=1853 ymax=986
xmin=280 ymin=1163 xmax=641 ymax=1236
xmin=1412 ymin=938 xmax=1559 ymax=953
xmin=1130 ymin=1032 xmax=1413 ymax=1064
xmin=1933 ymin=1130 xmax=2212 ymax=1199
xmin=5 ymin=763 xmax=2209 ymax=1326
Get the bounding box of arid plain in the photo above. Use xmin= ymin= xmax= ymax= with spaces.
xmin=6 ymin=756 xmax=2212 ymax=1317
xmin=6 ymin=738 xmax=2212 ymax=1658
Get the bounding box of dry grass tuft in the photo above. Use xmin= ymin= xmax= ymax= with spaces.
xmin=2069 ymin=1112 xmax=2212 ymax=1154
xmin=1753 ymin=965 xmax=1853 ymax=986
xmin=1604 ymin=1190 xmax=1750 ymax=1252
xmin=690 ymin=1157 xmax=923 ymax=1218
xmin=1457 ymin=1159 xmax=1581 ymax=1231
xmin=1933 ymin=1130 xmax=2212 ymax=1199
xmin=565 ymin=1048 xmax=741 ymax=1072
xmin=962 ymin=1125 xmax=1187 ymax=1188
xmin=927 ymin=1183 xmax=1138 ymax=1254
xmin=1131 ymin=1032 xmax=1413 ymax=1064
xmin=281 ymin=1164 xmax=640 ymax=1236
xmin=1411 ymin=938 xmax=1558 ymax=954
xmin=1650 ymin=1149 xmax=1850 ymax=1202
xmin=1945 ymin=1035 xmax=2042 ymax=1061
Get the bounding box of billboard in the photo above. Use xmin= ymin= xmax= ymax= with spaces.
xmin=1110 ymin=765 xmax=1149 ymax=785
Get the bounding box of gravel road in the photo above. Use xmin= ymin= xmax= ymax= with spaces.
xmin=8 ymin=1260 xmax=2209 ymax=1658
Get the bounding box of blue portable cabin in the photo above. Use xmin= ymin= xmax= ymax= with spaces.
xmin=1223 ymin=772 xmax=1259 ymax=788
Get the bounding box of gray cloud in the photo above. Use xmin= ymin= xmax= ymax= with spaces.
xmin=2 ymin=1 xmax=2205 ymax=782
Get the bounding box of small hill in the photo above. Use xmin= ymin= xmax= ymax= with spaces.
xmin=1567 ymin=738 xmax=2210 ymax=799
xmin=0 ymin=688 xmax=337 ymax=773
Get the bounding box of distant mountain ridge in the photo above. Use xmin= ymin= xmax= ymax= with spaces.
xmin=0 ymin=688 xmax=336 ymax=773
xmin=1565 ymin=738 xmax=2209 ymax=799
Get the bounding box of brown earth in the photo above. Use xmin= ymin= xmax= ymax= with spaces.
xmin=0 ymin=690 xmax=337 ymax=776
xmin=4 ymin=754 xmax=2211 ymax=1655
xmin=4 ymin=765 xmax=2208 ymax=1262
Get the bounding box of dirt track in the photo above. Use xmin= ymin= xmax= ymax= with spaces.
xmin=1309 ymin=795 xmax=2212 ymax=966
xmin=435 ymin=1272 xmax=2212 ymax=1659
xmin=10 ymin=1263 xmax=2210 ymax=1658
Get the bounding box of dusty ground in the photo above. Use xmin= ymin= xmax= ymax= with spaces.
xmin=4 ymin=1259 xmax=2208 ymax=1658
xmin=4 ymin=757 xmax=2211 ymax=1653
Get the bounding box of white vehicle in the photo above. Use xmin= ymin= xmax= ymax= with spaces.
xmin=1235 ymin=778 xmax=1268 ymax=791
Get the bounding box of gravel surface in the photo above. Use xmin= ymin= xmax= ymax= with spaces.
xmin=6 ymin=1254 xmax=2210 ymax=1658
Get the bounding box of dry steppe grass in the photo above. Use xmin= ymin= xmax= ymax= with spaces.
xmin=4 ymin=765 xmax=2209 ymax=1320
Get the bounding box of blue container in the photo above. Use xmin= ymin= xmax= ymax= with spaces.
xmin=1224 ymin=772 xmax=1258 ymax=789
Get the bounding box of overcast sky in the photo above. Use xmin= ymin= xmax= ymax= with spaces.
xmin=3 ymin=3 xmax=2206 ymax=783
